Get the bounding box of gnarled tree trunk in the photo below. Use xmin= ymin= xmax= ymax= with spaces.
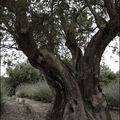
xmin=28 ymin=47 xmax=112 ymax=120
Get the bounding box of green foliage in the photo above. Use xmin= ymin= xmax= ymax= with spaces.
xmin=103 ymin=81 xmax=119 ymax=107
xmin=1 ymin=0 xmax=98 ymax=63
xmin=4 ymin=62 xmax=45 ymax=96
xmin=100 ymin=65 xmax=119 ymax=108
xmin=16 ymin=81 xmax=53 ymax=103
xmin=100 ymin=65 xmax=118 ymax=86
xmin=6 ymin=62 xmax=43 ymax=83
xmin=1 ymin=62 xmax=53 ymax=103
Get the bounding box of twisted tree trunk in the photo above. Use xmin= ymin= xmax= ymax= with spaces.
xmin=28 ymin=47 xmax=112 ymax=120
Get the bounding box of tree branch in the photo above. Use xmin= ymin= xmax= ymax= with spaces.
xmin=115 ymin=0 xmax=120 ymax=13
xmin=82 ymin=17 xmax=120 ymax=101
xmin=59 ymin=7 xmax=83 ymax=71
xmin=103 ymin=0 xmax=118 ymax=19
xmin=84 ymin=0 xmax=107 ymax=29
xmin=0 ymin=1 xmax=85 ymax=106
xmin=0 ymin=43 xmax=20 ymax=50
xmin=0 ymin=0 xmax=66 ymax=74
xmin=84 ymin=0 xmax=120 ymax=66
xmin=84 ymin=19 xmax=120 ymax=68
xmin=13 ymin=0 xmax=39 ymax=59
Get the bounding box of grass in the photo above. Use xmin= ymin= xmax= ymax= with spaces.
xmin=103 ymin=81 xmax=119 ymax=107
xmin=1 ymin=75 xmax=119 ymax=107
xmin=16 ymin=81 xmax=53 ymax=102
xmin=1 ymin=78 xmax=8 ymax=97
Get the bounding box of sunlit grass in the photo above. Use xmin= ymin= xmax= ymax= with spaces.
xmin=16 ymin=81 xmax=53 ymax=102
xmin=103 ymin=81 xmax=119 ymax=107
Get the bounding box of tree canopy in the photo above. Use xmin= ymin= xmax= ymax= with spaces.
xmin=1 ymin=0 xmax=119 ymax=61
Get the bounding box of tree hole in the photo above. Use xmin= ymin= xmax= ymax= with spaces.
xmin=69 ymin=106 xmax=74 ymax=113
xmin=74 ymin=99 xmax=78 ymax=105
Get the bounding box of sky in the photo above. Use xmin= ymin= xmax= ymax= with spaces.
xmin=1 ymin=37 xmax=119 ymax=77
xmin=101 ymin=40 xmax=119 ymax=73
xmin=103 ymin=52 xmax=119 ymax=72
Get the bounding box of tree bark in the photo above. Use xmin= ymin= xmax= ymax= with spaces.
xmin=28 ymin=49 xmax=87 ymax=120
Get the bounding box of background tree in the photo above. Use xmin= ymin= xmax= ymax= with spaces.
xmin=0 ymin=0 xmax=120 ymax=120
xmin=5 ymin=62 xmax=44 ymax=96
xmin=100 ymin=65 xmax=118 ymax=86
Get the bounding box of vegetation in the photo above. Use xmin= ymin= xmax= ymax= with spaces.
xmin=0 ymin=77 xmax=9 ymax=97
xmin=100 ymin=65 xmax=119 ymax=86
xmin=1 ymin=63 xmax=119 ymax=106
xmin=103 ymin=81 xmax=119 ymax=107
xmin=4 ymin=63 xmax=44 ymax=96
xmin=1 ymin=63 xmax=52 ymax=103
xmin=16 ymin=81 xmax=53 ymax=102
xmin=6 ymin=62 xmax=44 ymax=83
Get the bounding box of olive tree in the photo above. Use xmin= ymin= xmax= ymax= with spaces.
xmin=0 ymin=0 xmax=120 ymax=120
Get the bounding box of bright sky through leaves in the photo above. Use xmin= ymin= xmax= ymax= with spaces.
xmin=1 ymin=38 xmax=119 ymax=76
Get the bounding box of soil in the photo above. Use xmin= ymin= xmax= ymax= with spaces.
xmin=0 ymin=97 xmax=119 ymax=120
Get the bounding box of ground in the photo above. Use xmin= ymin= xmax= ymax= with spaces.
xmin=0 ymin=97 xmax=119 ymax=120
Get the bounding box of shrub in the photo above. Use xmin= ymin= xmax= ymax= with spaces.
xmin=103 ymin=81 xmax=119 ymax=107
xmin=100 ymin=65 xmax=118 ymax=86
xmin=4 ymin=62 xmax=45 ymax=96
xmin=0 ymin=77 xmax=10 ymax=97
xmin=16 ymin=81 xmax=53 ymax=102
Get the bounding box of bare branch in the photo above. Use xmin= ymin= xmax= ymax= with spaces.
xmin=0 ymin=43 xmax=20 ymax=50
xmin=0 ymin=0 xmax=47 ymax=67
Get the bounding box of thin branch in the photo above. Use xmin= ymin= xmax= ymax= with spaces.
xmin=0 ymin=43 xmax=20 ymax=50
xmin=10 ymin=43 xmax=16 ymax=47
